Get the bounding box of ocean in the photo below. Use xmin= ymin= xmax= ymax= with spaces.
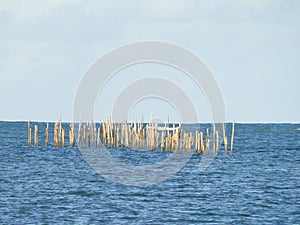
xmin=0 ymin=122 xmax=299 ymax=224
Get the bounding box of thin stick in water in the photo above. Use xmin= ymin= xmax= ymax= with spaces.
xmin=230 ymin=121 xmax=235 ymax=155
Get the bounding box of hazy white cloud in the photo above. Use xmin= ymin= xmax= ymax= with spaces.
xmin=0 ymin=41 xmax=49 ymax=81
xmin=0 ymin=0 xmax=84 ymax=22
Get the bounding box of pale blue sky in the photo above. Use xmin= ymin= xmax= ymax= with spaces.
xmin=0 ymin=0 xmax=299 ymax=122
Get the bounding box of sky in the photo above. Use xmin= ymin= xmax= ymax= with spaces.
xmin=0 ymin=0 xmax=299 ymax=123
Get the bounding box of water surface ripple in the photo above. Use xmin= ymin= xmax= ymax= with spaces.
xmin=0 ymin=122 xmax=299 ymax=224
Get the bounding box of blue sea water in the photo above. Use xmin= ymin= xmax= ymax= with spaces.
xmin=0 ymin=122 xmax=299 ymax=224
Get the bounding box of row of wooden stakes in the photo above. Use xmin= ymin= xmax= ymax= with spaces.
xmin=27 ymin=118 xmax=235 ymax=155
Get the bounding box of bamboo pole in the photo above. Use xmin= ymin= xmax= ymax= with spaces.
xmin=230 ymin=121 xmax=235 ymax=155
xmin=156 ymin=131 xmax=159 ymax=151
xmin=152 ymin=125 xmax=156 ymax=150
xmin=161 ymin=130 xmax=165 ymax=151
xmin=28 ymin=119 xmax=31 ymax=147
xmin=45 ymin=122 xmax=49 ymax=147
xmin=54 ymin=123 xmax=57 ymax=147
xmin=90 ymin=121 xmax=93 ymax=147
xmin=29 ymin=127 xmax=32 ymax=147
xmin=213 ymin=124 xmax=216 ymax=154
xmin=116 ymin=124 xmax=120 ymax=148
xmin=70 ymin=124 xmax=73 ymax=147
xmin=97 ymin=126 xmax=101 ymax=147
xmin=102 ymin=121 xmax=106 ymax=144
xmin=145 ymin=124 xmax=149 ymax=150
xmin=83 ymin=124 xmax=86 ymax=148
xmin=59 ymin=114 xmax=62 ymax=147
xmin=178 ymin=126 xmax=183 ymax=152
xmin=136 ymin=122 xmax=142 ymax=148
xmin=183 ymin=131 xmax=187 ymax=152
xmin=189 ymin=132 xmax=194 ymax=152
xmin=138 ymin=123 xmax=143 ymax=149
xmin=195 ymin=130 xmax=199 ymax=153
xmin=214 ymin=130 xmax=219 ymax=155
xmin=174 ymin=128 xmax=179 ymax=152
xmin=112 ymin=122 xmax=115 ymax=148
xmin=187 ymin=133 xmax=192 ymax=152
xmin=87 ymin=122 xmax=91 ymax=147
xmin=93 ymin=125 xmax=97 ymax=147
xmin=166 ymin=133 xmax=170 ymax=151
xmin=69 ymin=123 xmax=74 ymax=147
xmin=223 ymin=122 xmax=228 ymax=155
xmin=34 ymin=124 xmax=38 ymax=147
xmin=200 ymin=132 xmax=205 ymax=153
xmin=213 ymin=130 xmax=216 ymax=154
xmin=62 ymin=128 xmax=65 ymax=147
xmin=92 ymin=120 xmax=96 ymax=147
xmin=121 ymin=122 xmax=125 ymax=146
xmin=107 ymin=122 xmax=111 ymax=148
xmin=109 ymin=120 xmax=112 ymax=147
xmin=78 ymin=118 xmax=82 ymax=147
xmin=125 ymin=123 xmax=130 ymax=148
xmin=205 ymin=128 xmax=210 ymax=153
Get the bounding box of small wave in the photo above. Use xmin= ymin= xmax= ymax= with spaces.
xmin=66 ymin=190 xmax=97 ymax=197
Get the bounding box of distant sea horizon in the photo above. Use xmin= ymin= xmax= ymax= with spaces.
xmin=0 ymin=119 xmax=300 ymax=124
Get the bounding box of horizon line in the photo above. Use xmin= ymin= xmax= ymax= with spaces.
xmin=0 ymin=119 xmax=299 ymax=124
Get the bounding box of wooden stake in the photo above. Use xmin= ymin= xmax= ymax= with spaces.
xmin=94 ymin=120 xmax=97 ymax=147
xmin=196 ymin=130 xmax=199 ymax=153
xmin=87 ymin=122 xmax=91 ymax=147
xmin=215 ymin=130 xmax=219 ymax=155
xmin=34 ymin=124 xmax=38 ymax=147
xmin=83 ymin=124 xmax=86 ymax=148
xmin=45 ymin=122 xmax=49 ymax=147
xmin=213 ymin=124 xmax=216 ymax=154
xmin=54 ymin=123 xmax=57 ymax=147
xmin=205 ymin=128 xmax=210 ymax=153
xmin=59 ymin=114 xmax=62 ymax=147
xmin=29 ymin=128 xmax=32 ymax=147
xmin=28 ymin=119 xmax=31 ymax=147
xmin=97 ymin=126 xmax=101 ymax=147
xmin=161 ymin=130 xmax=165 ymax=152
xmin=116 ymin=124 xmax=120 ymax=147
xmin=156 ymin=131 xmax=159 ymax=151
xmin=125 ymin=123 xmax=130 ymax=148
xmin=200 ymin=132 xmax=204 ymax=153
xmin=223 ymin=122 xmax=228 ymax=155
xmin=230 ymin=121 xmax=235 ymax=155
xmin=62 ymin=128 xmax=65 ymax=147
xmin=78 ymin=118 xmax=82 ymax=147
xmin=69 ymin=123 xmax=75 ymax=147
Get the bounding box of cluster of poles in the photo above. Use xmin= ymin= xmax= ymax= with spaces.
xmin=28 ymin=116 xmax=75 ymax=148
xmin=27 ymin=117 xmax=235 ymax=155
